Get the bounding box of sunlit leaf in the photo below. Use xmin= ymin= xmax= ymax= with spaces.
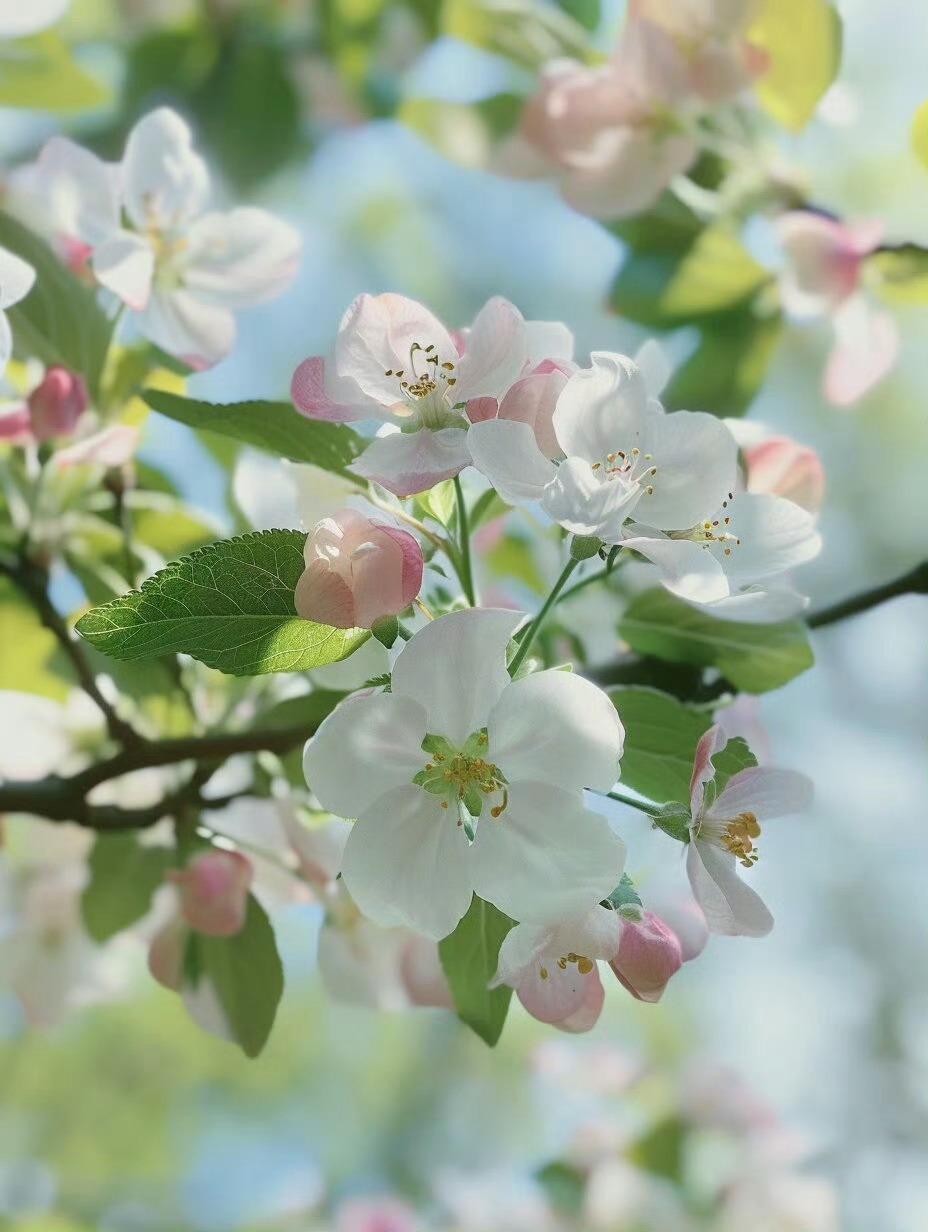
xmin=610 ymin=686 xmax=710 ymax=803
xmin=0 ymin=32 xmax=109 ymax=111
xmin=748 ymin=0 xmax=842 ymax=132
xmin=82 ymin=836 xmax=172 ymax=942
xmin=867 ymin=244 xmax=928 ymax=306
xmin=663 ymin=308 xmax=783 ymax=417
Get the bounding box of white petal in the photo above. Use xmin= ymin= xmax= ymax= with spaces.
xmin=92 ymin=232 xmax=154 ymax=310
xmin=640 ymin=410 xmax=738 ymax=530
xmin=825 ymin=295 xmax=899 ymax=406
xmin=488 ymin=670 xmax=623 ymax=794
xmin=710 ymin=767 xmax=813 ymax=823
xmin=341 ymin=785 xmax=474 ymax=939
xmin=633 ymin=338 xmax=671 ymax=396
xmin=335 ymin=292 xmax=457 ymax=406
xmin=30 ymin=136 xmax=121 ymax=246
xmin=122 ymin=108 xmax=210 ymax=233
xmin=700 ymin=585 xmax=809 ymax=623
xmin=471 ymin=783 xmax=626 ymax=924
xmin=303 ymin=692 xmax=428 ymax=819
xmin=518 ymin=955 xmax=604 ymax=1026
xmin=524 ymin=319 xmax=574 ymax=365
xmin=0 ymin=313 xmax=11 ymax=376
xmin=0 ymin=0 xmax=69 ymax=37
xmin=0 ymin=246 xmax=35 ymax=310
xmin=554 ymin=971 xmax=605 ymax=1032
xmin=351 ymin=426 xmax=472 ymax=497
xmin=622 ymin=532 xmax=730 ymax=603
xmin=317 ymin=917 xmax=410 ymax=1010
xmin=454 ymin=297 xmax=528 ymax=402
xmin=686 ymin=840 xmax=772 ymax=937
xmin=182 ymin=208 xmax=301 ymax=309
xmin=723 ymin=493 xmax=822 ymax=583
xmin=134 ymin=287 xmax=235 ymax=370
xmin=543 ymin=456 xmax=640 ymax=541
xmin=553 ymin=352 xmax=650 ymax=463
xmin=491 ymin=921 xmax=553 ymax=987
xmin=466 ymin=418 xmax=557 ymax=504
xmin=561 ymin=129 xmax=697 ymax=220
xmin=392 ymin=607 xmax=523 ymax=747
xmin=551 ymin=903 xmax=623 ymax=961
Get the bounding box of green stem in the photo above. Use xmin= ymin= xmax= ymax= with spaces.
xmin=556 ymin=555 xmax=629 ymax=608
xmin=508 ymin=557 xmax=580 ymax=677
xmin=604 ymin=788 xmax=663 ymax=818
xmin=453 ymin=475 xmax=476 ymax=606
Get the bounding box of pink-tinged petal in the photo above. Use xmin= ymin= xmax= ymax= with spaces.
xmin=776 ymin=212 xmax=872 ymax=317
xmin=148 ymin=916 xmax=187 ymax=991
xmin=523 ymin=319 xmax=575 ymax=366
xmin=291 ymin=356 xmax=371 ymax=423
xmin=519 ymin=956 xmax=604 ymax=1026
xmin=27 ymin=367 xmax=89 ymax=441
xmin=467 ymin=418 xmax=557 ymax=505
xmin=122 ymin=107 xmax=210 ymax=233
xmin=453 ymin=296 xmax=528 ymax=402
xmin=686 ymin=840 xmax=773 ymax=937
xmin=0 ymin=246 xmax=36 ymax=311
xmin=135 ymin=287 xmax=236 ymax=370
xmin=335 ymin=292 xmax=456 ymax=407
xmin=377 ymin=524 xmax=424 ymax=608
xmin=824 ymin=298 xmax=900 ymax=406
xmin=182 ymin=208 xmax=301 ymax=309
xmin=497 ymin=369 xmax=569 ymax=458
xmin=91 ymin=232 xmax=155 ymax=310
xmin=400 ymin=933 xmax=454 ymax=1009
xmin=26 ymin=137 xmax=121 ymax=247
xmin=710 ymin=766 xmax=813 ymax=824
xmin=464 ymin=395 xmax=498 ymax=423
xmin=55 ymin=424 xmax=139 ymax=469
xmin=555 ymin=969 xmax=605 ymax=1032
xmin=690 ymin=724 xmax=725 ymax=817
xmin=561 ymin=128 xmax=698 ymax=221
xmin=610 ymin=911 xmax=683 ymax=1002
xmin=295 ymin=558 xmax=357 ymax=627
xmin=0 ymin=402 xmax=32 ymax=443
xmin=644 ymin=890 xmax=709 ymax=962
xmin=335 ymin=1195 xmax=422 ymax=1232
xmin=743 ymin=437 xmax=826 ymax=512
xmin=169 ymin=849 xmax=253 ymax=937
xmin=351 ymin=427 xmax=472 ymax=497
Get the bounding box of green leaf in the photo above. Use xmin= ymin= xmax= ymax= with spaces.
xmin=0 ymin=580 xmax=72 ymax=700
xmin=711 ymin=735 xmax=758 ymax=794
xmin=443 ymin=0 xmax=594 ymax=69
xmin=144 ymin=391 xmax=363 ymax=480
xmin=663 ymin=308 xmax=783 ymax=417
xmin=195 ymin=894 xmax=284 ymax=1058
xmin=0 ymin=211 xmax=112 ymax=396
xmin=75 ymin=530 xmax=370 ymax=676
xmin=749 ymin=0 xmax=842 ymax=132
xmin=536 ymin=1161 xmax=586 ymax=1215
xmin=439 ymin=894 xmax=516 ymax=1046
xmin=414 ymin=478 xmax=456 ymax=526
xmin=628 ymin=1116 xmax=687 ymax=1181
xmin=555 ymin=0 xmax=600 ymax=32
xmin=867 ymin=244 xmax=928 ymax=306
xmin=619 ymin=589 xmax=814 ymax=694
xmin=81 ymin=836 xmax=172 ymax=942
xmin=0 ymin=32 xmax=109 ymax=111
xmin=610 ymin=687 xmax=710 ymax=803
xmin=610 ymin=225 xmax=770 ymax=327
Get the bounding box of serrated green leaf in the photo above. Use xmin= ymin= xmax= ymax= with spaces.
xmin=195 ymin=894 xmax=284 ymax=1057
xmin=75 ymin=530 xmax=369 ymax=676
xmin=610 ymin=686 xmax=710 ymax=803
xmin=439 ymin=894 xmax=515 ymax=1046
xmin=664 ymin=308 xmax=783 ymax=417
xmin=144 ymin=391 xmax=364 ymax=480
xmin=619 ymin=589 xmax=814 ymax=694
xmin=749 ymin=0 xmax=842 ymax=132
xmin=82 ymin=835 xmax=172 ymax=942
xmin=0 ymin=33 xmax=109 ymax=111
xmin=0 ymin=211 xmax=112 ymax=395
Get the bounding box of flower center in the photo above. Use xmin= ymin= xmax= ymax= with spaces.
xmin=539 ymin=952 xmax=595 ymax=980
xmin=590 ymin=446 xmax=659 ymax=496
xmin=720 ymin=811 xmax=761 ymax=868
xmin=673 ymin=491 xmax=742 ymax=559
xmin=384 ymin=342 xmax=462 ymax=430
xmin=413 ymin=730 xmax=508 ymax=827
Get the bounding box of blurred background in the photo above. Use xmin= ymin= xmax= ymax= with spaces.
xmin=1 ymin=0 xmax=926 ymax=1229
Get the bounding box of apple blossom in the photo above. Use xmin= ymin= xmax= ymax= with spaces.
xmin=686 ymin=725 xmax=812 ymax=936
xmin=0 ymin=245 xmax=35 ymax=378
xmin=26 ymin=366 xmax=89 ymax=441
xmin=517 ymin=18 xmax=699 ymax=219
xmin=295 ymin=509 xmax=423 ymax=629
xmin=776 ymin=212 xmax=898 ymax=406
xmin=491 ymin=904 xmax=622 ymax=1031
xmin=303 ymin=607 xmax=626 ymax=939
xmin=291 ymin=292 xmax=573 ymax=496
xmin=167 ymin=848 xmax=253 ymax=937
xmin=727 ymin=419 xmax=826 ymax=513
xmin=21 ymin=108 xmax=301 ymax=369
xmin=469 ymin=349 xmax=738 ymax=544
xmin=609 ymin=910 xmax=683 ymax=1002
xmin=54 ymin=424 xmax=139 ymax=469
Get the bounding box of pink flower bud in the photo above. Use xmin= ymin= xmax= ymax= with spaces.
xmin=743 ymin=437 xmax=826 ymax=513
xmin=295 ymin=509 xmax=424 ymax=630
xmin=27 ymin=367 xmax=90 ymax=441
xmin=610 ymin=911 xmax=683 ymax=1003
xmin=148 ymin=916 xmax=188 ymax=991
xmin=168 ymin=849 xmax=253 ymax=937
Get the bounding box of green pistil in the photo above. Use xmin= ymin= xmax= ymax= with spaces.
xmin=413 ymin=730 xmax=508 ymax=820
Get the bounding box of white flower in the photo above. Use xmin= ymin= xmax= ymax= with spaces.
xmin=291 ymin=292 xmax=574 ymax=497
xmin=0 ymin=0 xmax=68 ymax=38
xmin=302 ymin=608 xmax=626 ymax=939
xmin=469 ymin=349 xmax=738 ymax=544
xmin=0 ymin=246 xmax=36 ymax=379
xmin=20 ymin=108 xmax=301 ymax=369
xmin=686 ymin=726 xmax=812 ymax=936
xmin=622 ymin=488 xmax=822 ymax=621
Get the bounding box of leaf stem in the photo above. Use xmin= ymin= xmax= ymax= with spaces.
xmin=604 ymin=788 xmax=664 ymax=818
xmin=453 ymin=475 xmax=477 ymax=606
xmin=508 ymin=556 xmax=580 ymax=677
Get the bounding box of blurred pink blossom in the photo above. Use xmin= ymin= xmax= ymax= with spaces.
xmin=27 ymin=366 xmax=90 ymax=441
xmin=609 ymin=910 xmax=683 ymax=1002
xmin=168 ymin=848 xmax=253 ymax=937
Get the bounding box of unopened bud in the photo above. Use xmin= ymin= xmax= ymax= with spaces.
xmin=610 ymin=911 xmax=683 ymax=1003
xmin=569 ymin=534 xmax=603 ymax=561
xmin=28 ymin=367 xmax=90 ymax=441
xmin=169 ymin=849 xmax=253 ymax=937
